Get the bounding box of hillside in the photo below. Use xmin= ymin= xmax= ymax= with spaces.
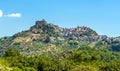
xmin=0 ymin=19 xmax=120 ymax=71
xmin=0 ymin=20 xmax=103 ymax=55
xmin=0 ymin=19 xmax=120 ymax=55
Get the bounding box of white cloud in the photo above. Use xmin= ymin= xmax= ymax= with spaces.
xmin=0 ymin=9 xmax=22 ymax=18
xmin=5 ymin=13 xmax=22 ymax=18
xmin=0 ymin=9 xmax=3 ymax=17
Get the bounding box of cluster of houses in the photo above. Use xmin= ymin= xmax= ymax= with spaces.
xmin=33 ymin=20 xmax=111 ymax=42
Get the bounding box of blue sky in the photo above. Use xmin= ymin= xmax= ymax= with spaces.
xmin=0 ymin=0 xmax=120 ymax=37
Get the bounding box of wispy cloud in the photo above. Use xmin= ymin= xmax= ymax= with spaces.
xmin=0 ymin=9 xmax=3 ymax=17
xmin=0 ymin=9 xmax=22 ymax=18
xmin=5 ymin=13 xmax=22 ymax=18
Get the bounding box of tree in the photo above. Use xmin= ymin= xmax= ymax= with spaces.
xmin=3 ymin=48 xmax=20 ymax=57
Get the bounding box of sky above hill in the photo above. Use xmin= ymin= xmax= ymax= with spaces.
xmin=0 ymin=0 xmax=120 ymax=37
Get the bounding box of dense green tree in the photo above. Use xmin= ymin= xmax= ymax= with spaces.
xmin=3 ymin=48 xmax=20 ymax=57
